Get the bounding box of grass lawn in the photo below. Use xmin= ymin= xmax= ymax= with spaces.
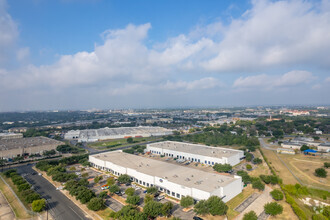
xmin=96 ymin=208 xmax=113 ymax=220
xmin=0 ymin=174 xmax=32 ymax=219
xmin=226 ymin=185 xmax=256 ymax=220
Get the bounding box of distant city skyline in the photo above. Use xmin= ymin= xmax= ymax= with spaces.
xmin=1 ymin=0 xmax=330 ymax=112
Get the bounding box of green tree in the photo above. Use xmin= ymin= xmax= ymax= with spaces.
xmin=252 ymin=179 xmax=265 ymax=191
xmin=243 ymin=211 xmax=258 ymax=220
xmin=180 ymin=196 xmax=194 ymax=208
xmin=87 ymin=197 xmax=105 ymax=211
xmin=245 ymin=152 xmax=253 ymax=162
xmin=194 ymin=200 xmax=209 ymax=215
xmin=118 ymin=174 xmax=131 ymax=184
xmin=18 ymin=183 xmax=31 ymax=192
xmin=213 ymin=164 xmax=232 ymax=173
xmin=146 ymin=186 xmax=158 ymax=195
xmin=161 ymin=202 xmax=173 ymax=217
xmin=264 ymin=202 xmax=283 ymax=216
xmin=78 ymin=178 xmax=89 ymax=187
xmin=109 ymin=185 xmax=120 ymax=194
xmin=206 ymin=196 xmax=228 ymax=216
xmin=315 ymin=168 xmax=327 ymax=178
xmin=32 ymin=199 xmax=46 ymax=212
xmin=127 ymin=137 xmax=134 ymax=143
xmin=126 ymin=195 xmax=140 ymax=206
xmin=270 ymin=189 xmax=284 ymax=201
xmin=144 ymin=193 xmax=154 ymax=203
xmin=125 ymin=187 xmax=135 ymax=196
xmin=94 ymin=175 xmax=103 ymax=184
xmin=98 ymin=191 xmax=108 ymax=199
xmin=107 ymin=177 xmax=116 ymax=186
xmin=143 ymin=200 xmax=163 ymax=218
xmin=300 ymin=145 xmax=309 ymax=151
xmin=324 ymin=162 xmax=330 ymax=168
xmin=76 ymin=187 xmax=95 ymax=204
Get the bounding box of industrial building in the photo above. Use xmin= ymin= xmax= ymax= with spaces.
xmin=146 ymin=141 xmax=244 ymax=166
xmin=277 ymin=148 xmax=295 ymax=155
xmin=64 ymin=126 xmax=172 ymax=142
xmin=0 ymin=132 xmax=23 ymax=140
xmin=89 ymin=151 xmax=242 ymax=202
xmin=281 ymin=141 xmax=302 ymax=150
xmin=0 ymin=137 xmax=63 ymax=159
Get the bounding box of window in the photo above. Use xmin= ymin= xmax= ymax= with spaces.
xmin=167 ymin=190 xmax=170 ymax=194
xmin=139 ymin=180 xmax=142 ymax=184
xmin=212 ymin=162 xmax=214 ymax=165
xmin=198 ymin=159 xmax=200 ymax=162
xmin=176 ymin=193 xmax=180 ymax=198
xmin=205 ymin=160 xmax=207 ymax=164
xmin=208 ymin=161 xmax=210 ymax=164
xmin=172 ymin=192 xmax=175 ymax=196
xmin=143 ymin=182 xmax=146 ymax=186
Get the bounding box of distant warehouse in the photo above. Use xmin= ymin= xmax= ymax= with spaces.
xmin=147 ymin=141 xmax=244 ymax=166
xmin=89 ymin=151 xmax=242 ymax=202
xmin=0 ymin=132 xmax=23 ymax=140
xmin=0 ymin=137 xmax=63 ymax=159
xmin=64 ymin=126 xmax=172 ymax=143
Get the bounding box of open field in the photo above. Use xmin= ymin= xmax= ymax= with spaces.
xmin=262 ymin=149 xmax=298 ymax=185
xmin=0 ymin=175 xmax=31 ymax=219
xmin=279 ymin=153 xmax=330 ymax=190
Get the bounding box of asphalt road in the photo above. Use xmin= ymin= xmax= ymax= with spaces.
xmin=14 ymin=164 xmax=90 ymax=220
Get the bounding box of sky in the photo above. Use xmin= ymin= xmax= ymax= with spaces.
xmin=0 ymin=0 xmax=330 ymax=111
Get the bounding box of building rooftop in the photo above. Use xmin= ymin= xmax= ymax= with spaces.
xmin=0 ymin=132 xmax=22 ymax=137
xmin=66 ymin=126 xmax=172 ymax=139
xmin=0 ymin=137 xmax=63 ymax=150
xmin=148 ymin=141 xmax=243 ymax=158
xmin=91 ymin=151 xmax=239 ymax=193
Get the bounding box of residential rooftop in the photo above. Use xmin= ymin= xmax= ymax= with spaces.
xmin=148 ymin=141 xmax=244 ymax=158
xmin=0 ymin=137 xmax=63 ymax=150
xmin=91 ymin=151 xmax=239 ymax=193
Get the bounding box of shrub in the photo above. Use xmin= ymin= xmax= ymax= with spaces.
xmin=243 ymin=211 xmax=258 ymax=220
xmin=126 ymin=195 xmax=140 ymax=206
xmin=324 ymin=162 xmax=330 ymax=168
xmin=300 ymin=145 xmax=309 ymax=151
xmin=18 ymin=183 xmax=31 ymax=192
xmin=162 ymin=201 xmax=173 ymax=217
xmin=246 ymin=164 xmax=252 ymax=170
xmin=87 ymin=198 xmax=105 ymax=211
xmin=98 ymin=191 xmax=108 ymax=199
xmin=253 ymin=158 xmax=262 ymax=164
xmin=264 ymin=202 xmax=283 ymax=216
xmin=81 ymin=173 xmax=88 ymax=178
xmin=315 ymin=168 xmax=327 ymax=178
xmin=25 ymin=192 xmax=41 ymax=203
xmin=312 ymin=214 xmax=328 ymax=220
xmin=245 ymin=152 xmax=253 ymax=162
xmin=180 ymin=196 xmax=194 ymax=208
xmin=4 ymin=169 xmax=16 ymax=178
xmin=32 ymin=199 xmax=46 ymax=212
xmin=107 ymin=177 xmax=115 ymax=186
xmin=270 ymin=189 xmax=284 ymax=201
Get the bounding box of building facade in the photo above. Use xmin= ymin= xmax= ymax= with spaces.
xmin=0 ymin=137 xmax=63 ymax=159
xmin=146 ymin=141 xmax=244 ymax=166
xmin=89 ymin=151 xmax=242 ymax=202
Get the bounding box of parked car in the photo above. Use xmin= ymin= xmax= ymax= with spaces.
xmin=156 ymin=195 xmax=165 ymax=201
xmin=101 ymin=184 xmax=109 ymax=190
xmin=38 ymin=173 xmax=42 ymax=176
xmin=193 ymin=217 xmax=203 ymax=220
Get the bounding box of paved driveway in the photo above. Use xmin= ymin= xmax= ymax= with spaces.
xmin=235 ymin=185 xmax=273 ymax=220
xmin=0 ymin=191 xmax=15 ymax=220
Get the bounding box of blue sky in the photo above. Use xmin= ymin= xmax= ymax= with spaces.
xmin=0 ymin=0 xmax=330 ymax=111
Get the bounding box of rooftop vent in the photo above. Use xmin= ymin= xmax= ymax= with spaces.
xmin=185 ymin=178 xmax=191 ymax=181
xmin=173 ymin=174 xmax=178 ymax=178
xmin=194 ymin=180 xmax=203 ymax=185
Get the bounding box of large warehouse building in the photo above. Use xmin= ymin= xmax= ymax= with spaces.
xmin=0 ymin=137 xmax=63 ymax=159
xmin=0 ymin=132 xmax=23 ymax=140
xmin=64 ymin=126 xmax=172 ymax=142
xmin=89 ymin=151 xmax=243 ymax=202
xmin=146 ymin=141 xmax=244 ymax=166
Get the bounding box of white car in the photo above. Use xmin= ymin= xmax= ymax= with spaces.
xmin=38 ymin=173 xmax=42 ymax=176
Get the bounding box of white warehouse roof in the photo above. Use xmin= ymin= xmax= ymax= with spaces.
xmin=148 ymin=141 xmax=244 ymax=158
xmin=90 ymin=151 xmax=239 ymax=193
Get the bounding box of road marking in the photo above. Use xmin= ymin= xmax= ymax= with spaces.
xmin=69 ymin=206 xmax=84 ymax=220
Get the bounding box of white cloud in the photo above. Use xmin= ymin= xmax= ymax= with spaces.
xmin=0 ymin=0 xmax=18 ymax=63
xmin=16 ymin=47 xmax=30 ymax=62
xmin=162 ymin=77 xmax=224 ymax=90
xmin=233 ymin=70 xmax=315 ymax=89
xmin=203 ymin=0 xmax=330 ymax=72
